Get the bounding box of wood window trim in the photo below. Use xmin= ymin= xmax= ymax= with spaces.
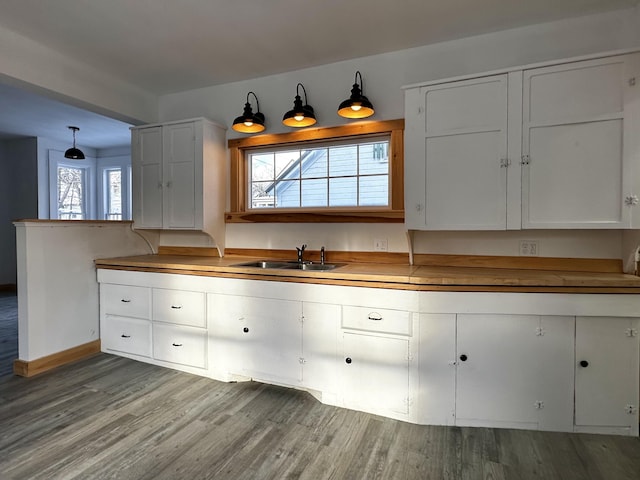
xmin=226 ymin=119 xmax=404 ymax=223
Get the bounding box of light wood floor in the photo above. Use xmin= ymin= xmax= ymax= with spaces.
xmin=1 ymin=354 xmax=639 ymax=479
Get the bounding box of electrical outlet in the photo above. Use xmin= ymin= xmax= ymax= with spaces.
xmin=519 ymin=240 xmax=539 ymax=256
xmin=374 ymin=238 xmax=388 ymax=252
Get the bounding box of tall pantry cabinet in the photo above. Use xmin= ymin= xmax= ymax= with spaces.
xmin=131 ymin=118 xmax=227 ymax=255
xmin=404 ymin=52 xmax=640 ymax=231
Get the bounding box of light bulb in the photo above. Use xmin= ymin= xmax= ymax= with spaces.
xmin=244 ymin=120 xmax=254 ymax=127
xmin=294 ymin=114 xmax=305 ymax=122
xmin=351 ymin=104 xmax=362 ymax=111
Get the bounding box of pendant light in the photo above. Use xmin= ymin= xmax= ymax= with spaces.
xmin=337 ymin=71 xmax=375 ymax=119
xmin=282 ymin=83 xmax=316 ymax=128
xmin=232 ymin=91 xmax=266 ymax=133
xmin=64 ymin=126 xmax=85 ymax=159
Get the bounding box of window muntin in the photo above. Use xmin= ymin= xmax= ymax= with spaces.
xmin=248 ymin=136 xmax=389 ymax=210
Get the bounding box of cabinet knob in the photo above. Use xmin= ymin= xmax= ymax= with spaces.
xmin=243 ymin=327 xmax=249 ymax=333
xmin=579 ymin=360 xmax=589 ymax=368
xmin=459 ymin=354 xmax=468 ymax=362
xmin=121 ymin=334 xmax=131 ymax=338
xmin=120 ymin=299 xmax=131 ymax=303
xmin=345 ymin=357 xmax=352 ymax=364
xmin=172 ymin=343 xmax=183 ymax=347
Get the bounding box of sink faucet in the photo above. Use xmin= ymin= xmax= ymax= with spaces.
xmin=320 ymin=246 xmax=325 ymax=265
xmin=296 ymin=244 xmax=307 ymax=264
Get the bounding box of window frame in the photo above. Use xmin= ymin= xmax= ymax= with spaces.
xmin=48 ymin=150 xmax=96 ymax=220
xmin=97 ymin=155 xmax=132 ymax=221
xmin=227 ymin=119 xmax=404 ymax=223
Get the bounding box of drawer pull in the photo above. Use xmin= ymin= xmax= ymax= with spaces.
xmin=170 ymin=305 xmax=182 ymax=310
xmin=172 ymin=343 xmax=183 ymax=347
xmin=121 ymin=334 xmax=131 ymax=338
xmin=367 ymin=312 xmax=383 ymax=321
xmin=120 ymin=299 xmax=131 ymax=303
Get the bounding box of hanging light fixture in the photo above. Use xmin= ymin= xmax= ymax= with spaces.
xmin=337 ymin=71 xmax=375 ymax=119
xmin=282 ymin=83 xmax=316 ymax=128
xmin=232 ymin=91 xmax=266 ymax=133
xmin=64 ymin=126 xmax=85 ymax=159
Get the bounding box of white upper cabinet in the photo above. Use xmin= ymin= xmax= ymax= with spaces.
xmin=522 ymin=54 xmax=639 ymax=228
xmin=405 ymin=52 xmax=640 ymax=230
xmin=132 ymin=118 xmax=227 ymax=254
xmin=405 ymin=74 xmax=519 ymax=230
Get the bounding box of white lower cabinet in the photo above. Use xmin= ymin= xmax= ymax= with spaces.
xmin=208 ymin=294 xmax=303 ymax=385
xmin=340 ymin=301 xmax=416 ymax=421
xmin=300 ymin=302 xmax=340 ymax=402
xmin=419 ymin=309 xmax=639 ymax=435
xmin=153 ymin=323 xmax=207 ymax=368
xmin=342 ymin=332 xmax=411 ymax=419
xmin=102 ymin=315 xmax=152 ymax=358
xmin=455 ymin=314 xmax=574 ymax=431
xmin=575 ymin=316 xmax=639 ymax=435
xmin=98 ymin=270 xmax=640 ymax=436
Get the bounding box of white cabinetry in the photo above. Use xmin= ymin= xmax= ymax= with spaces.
xmin=405 ymin=74 xmax=521 ymax=230
xmin=208 ymin=294 xmax=303 ymax=385
xmin=522 ymin=55 xmax=639 ymax=228
xmin=131 ymin=118 xmax=227 ymax=254
xmin=455 ymin=314 xmax=574 ymax=431
xmin=418 ymin=293 xmax=640 ymax=435
xmin=99 ymin=273 xmax=209 ymax=375
xmin=340 ymin=303 xmax=416 ymax=421
xmin=100 ymin=283 xmax=152 ymax=358
xmin=575 ymin=316 xmax=639 ymax=435
xmin=404 ymin=52 xmax=640 ymax=230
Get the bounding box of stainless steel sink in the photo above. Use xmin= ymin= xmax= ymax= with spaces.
xmin=296 ymin=263 xmax=341 ymax=271
xmin=231 ymin=260 xmax=342 ymax=271
xmin=232 ymin=260 xmax=299 ymax=269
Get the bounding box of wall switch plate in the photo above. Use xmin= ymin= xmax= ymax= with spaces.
xmin=374 ymin=238 xmax=388 ymax=252
xmin=519 ymin=240 xmax=539 ymax=256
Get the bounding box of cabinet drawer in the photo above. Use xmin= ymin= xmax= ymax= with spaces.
xmin=153 ymin=289 xmax=205 ymax=327
xmin=102 ymin=316 xmax=151 ymax=357
xmin=342 ymin=306 xmax=412 ymax=336
xmin=101 ymin=284 xmax=150 ymax=319
xmin=153 ymin=324 xmax=207 ymax=368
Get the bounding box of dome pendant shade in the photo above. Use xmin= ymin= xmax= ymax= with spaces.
xmin=337 ymin=71 xmax=375 ymax=119
xmin=282 ymin=83 xmax=316 ymax=128
xmin=232 ymin=92 xmax=266 ymax=133
xmin=64 ymin=126 xmax=85 ymax=159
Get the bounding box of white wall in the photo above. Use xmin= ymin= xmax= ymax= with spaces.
xmin=157 ymin=7 xmax=640 ymax=260
xmin=0 ymin=138 xmax=39 ymax=285
xmin=15 ymin=221 xmax=153 ymax=361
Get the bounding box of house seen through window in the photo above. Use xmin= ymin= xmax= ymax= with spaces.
xmin=248 ymin=137 xmax=389 ymax=209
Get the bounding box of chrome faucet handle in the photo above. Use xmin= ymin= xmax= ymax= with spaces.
xmin=296 ymin=244 xmax=307 ymax=263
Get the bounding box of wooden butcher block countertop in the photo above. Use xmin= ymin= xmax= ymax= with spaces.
xmin=95 ymin=248 xmax=640 ymax=293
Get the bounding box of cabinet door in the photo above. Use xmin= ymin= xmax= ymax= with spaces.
xmin=418 ymin=314 xmax=456 ymax=425
xmin=575 ymin=317 xmax=639 ymax=434
xmin=163 ymin=122 xmax=197 ymax=228
xmin=301 ymin=302 xmax=340 ymax=397
xmin=405 ymin=75 xmax=510 ymax=230
xmin=342 ymin=332 xmax=410 ymax=417
xmin=209 ymin=294 xmax=303 ymax=385
xmin=456 ymin=314 xmax=574 ymax=430
xmin=132 ymin=126 xmax=163 ymax=228
xmin=522 ymin=54 xmax=639 ymax=228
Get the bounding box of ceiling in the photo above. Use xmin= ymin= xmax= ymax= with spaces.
xmin=0 ymin=0 xmax=637 ymax=148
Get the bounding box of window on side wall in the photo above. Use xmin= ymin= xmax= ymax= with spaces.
xmin=227 ymin=119 xmax=404 ymax=223
xmin=48 ymin=150 xmax=96 ymax=220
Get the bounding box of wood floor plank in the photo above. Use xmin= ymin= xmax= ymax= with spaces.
xmin=1 ymin=354 xmax=640 ymax=480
